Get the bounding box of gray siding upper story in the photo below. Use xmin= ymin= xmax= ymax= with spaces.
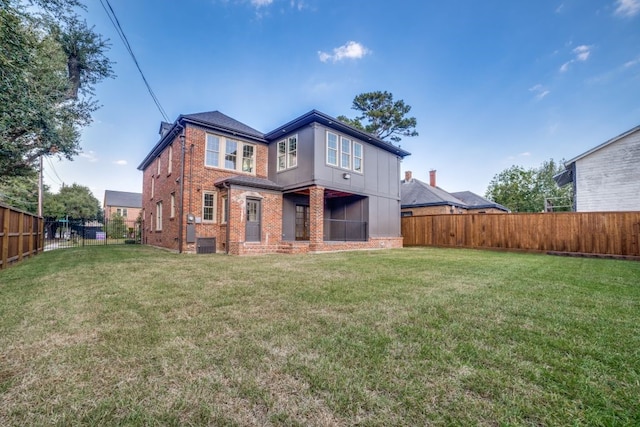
xmin=575 ymin=127 xmax=640 ymax=211
xmin=268 ymin=122 xmax=403 ymax=201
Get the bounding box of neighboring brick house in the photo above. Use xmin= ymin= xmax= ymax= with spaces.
xmin=554 ymin=124 xmax=640 ymax=211
xmin=137 ymin=110 xmax=410 ymax=255
xmin=103 ymin=190 xmax=142 ymax=221
xmin=401 ymin=170 xmax=509 ymax=216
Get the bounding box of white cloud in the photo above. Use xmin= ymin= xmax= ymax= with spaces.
xmin=79 ymin=151 xmax=98 ymax=162
xmin=614 ymin=0 xmax=640 ymax=17
xmin=559 ymin=45 xmax=592 ymax=72
xmin=251 ymin=0 xmax=273 ymax=6
xmin=114 ymin=160 xmax=127 ymax=166
xmin=573 ymin=45 xmax=591 ymax=61
xmin=318 ymin=41 xmax=371 ymax=63
xmin=624 ymin=57 xmax=640 ymax=67
xmin=519 ymin=152 xmax=531 ymax=157
xmin=529 ymin=84 xmax=550 ymax=100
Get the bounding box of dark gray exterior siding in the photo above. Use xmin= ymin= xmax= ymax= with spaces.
xmin=269 ymin=122 xmax=403 ymax=239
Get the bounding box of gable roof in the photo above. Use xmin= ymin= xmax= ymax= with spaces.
xmin=104 ymin=190 xmax=142 ymax=208
xmin=401 ymin=179 xmax=509 ymax=212
xmin=401 ymin=178 xmax=466 ymax=208
xmin=264 ymin=110 xmax=411 ymax=158
xmin=450 ymin=191 xmax=509 ymax=211
xmin=182 ymin=111 xmax=265 ymax=140
xmin=138 ymin=111 xmax=266 ymax=171
xmin=554 ymin=124 xmax=640 ymax=187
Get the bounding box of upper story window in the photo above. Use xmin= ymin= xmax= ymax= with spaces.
xmin=353 ymin=142 xmax=363 ymax=173
xmin=170 ymin=193 xmax=176 ymax=218
xmin=116 ymin=208 xmax=128 ymax=218
xmin=277 ymin=135 xmax=297 ymax=171
xmin=340 ymin=137 xmax=351 ymax=169
xmin=326 ymin=131 xmax=363 ymax=173
xmin=327 ymin=132 xmax=338 ymax=166
xmin=242 ymin=144 xmax=254 ymax=173
xmin=205 ymin=133 xmax=256 ymax=174
xmin=156 ymin=156 xmax=161 ymax=175
xmin=206 ymin=135 xmax=220 ymax=167
xmin=167 ymin=145 xmax=173 ymax=175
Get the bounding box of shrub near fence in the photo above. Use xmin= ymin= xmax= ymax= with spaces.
xmin=1 ymin=203 xmax=44 ymax=270
xmin=401 ymin=211 xmax=640 ymax=257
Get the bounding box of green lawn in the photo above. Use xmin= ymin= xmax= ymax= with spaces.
xmin=1 ymin=246 xmax=639 ymax=426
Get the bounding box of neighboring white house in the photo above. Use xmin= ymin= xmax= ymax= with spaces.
xmin=554 ymin=124 xmax=640 ymax=212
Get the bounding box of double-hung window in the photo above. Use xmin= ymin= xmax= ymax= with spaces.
xmin=277 ymin=135 xmax=297 ymax=171
xmin=168 ymin=145 xmax=173 ymax=174
xmin=242 ymin=145 xmax=254 ymax=173
xmin=205 ymin=135 xmax=220 ymax=168
xmin=353 ymin=142 xmax=363 ymax=173
xmin=221 ymin=196 xmax=228 ymax=224
xmin=326 ymin=132 xmax=338 ymax=166
xmin=340 ymin=137 xmax=351 ymax=169
xmin=225 ymin=140 xmax=237 ymax=170
xmin=170 ymin=193 xmax=176 ymax=218
xmin=203 ymin=192 xmax=216 ymax=222
xmin=156 ymin=201 xmax=163 ymax=231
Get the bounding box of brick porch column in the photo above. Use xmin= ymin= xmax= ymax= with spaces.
xmin=309 ymin=185 xmax=324 ymax=249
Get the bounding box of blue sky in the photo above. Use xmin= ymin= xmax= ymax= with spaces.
xmin=46 ymin=0 xmax=640 ymax=201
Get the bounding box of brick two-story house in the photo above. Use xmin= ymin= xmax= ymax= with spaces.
xmin=137 ymin=110 xmax=410 ymax=255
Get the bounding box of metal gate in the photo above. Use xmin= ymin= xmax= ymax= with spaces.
xmin=44 ymin=219 xmax=141 ymax=251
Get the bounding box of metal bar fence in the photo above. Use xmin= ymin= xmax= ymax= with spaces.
xmin=43 ymin=218 xmax=141 ymax=251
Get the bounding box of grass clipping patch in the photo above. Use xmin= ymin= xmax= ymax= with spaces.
xmin=1 ymin=245 xmax=639 ymax=425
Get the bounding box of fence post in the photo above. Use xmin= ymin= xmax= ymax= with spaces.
xmin=1 ymin=206 xmax=9 ymax=269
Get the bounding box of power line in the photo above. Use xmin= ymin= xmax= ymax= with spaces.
xmin=45 ymin=157 xmax=64 ymax=186
xmin=98 ymin=0 xmax=169 ymax=122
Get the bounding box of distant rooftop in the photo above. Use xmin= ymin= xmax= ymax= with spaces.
xmin=104 ymin=190 xmax=142 ymax=208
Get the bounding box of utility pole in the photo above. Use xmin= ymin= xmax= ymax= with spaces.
xmin=38 ymin=155 xmax=43 ymax=217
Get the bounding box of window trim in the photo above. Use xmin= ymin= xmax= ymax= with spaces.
xmin=156 ymin=201 xmax=163 ymax=231
xmin=202 ymin=191 xmax=217 ymax=223
xmin=326 ymin=132 xmax=339 ymax=167
xmin=353 ymin=141 xmax=363 ymax=173
xmin=340 ymin=136 xmax=351 ymax=170
xmin=221 ymin=196 xmax=228 ymax=224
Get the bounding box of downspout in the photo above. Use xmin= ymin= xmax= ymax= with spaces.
xmin=177 ymin=126 xmax=186 ymax=253
xmin=222 ymin=182 xmax=230 ymax=255
xmin=189 ymin=143 xmax=194 ymax=216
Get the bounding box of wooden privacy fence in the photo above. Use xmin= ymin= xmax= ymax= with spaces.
xmin=401 ymin=212 xmax=640 ymax=257
xmin=1 ymin=203 xmax=44 ymax=270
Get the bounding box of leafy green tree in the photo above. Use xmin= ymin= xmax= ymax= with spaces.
xmin=0 ymin=174 xmax=39 ymax=213
xmin=106 ymin=214 xmax=127 ymax=239
xmin=485 ymin=159 xmax=573 ymax=212
xmin=337 ymin=91 xmax=418 ymax=143
xmin=43 ymin=183 xmax=100 ymax=220
xmin=0 ymin=0 xmax=114 ymax=178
